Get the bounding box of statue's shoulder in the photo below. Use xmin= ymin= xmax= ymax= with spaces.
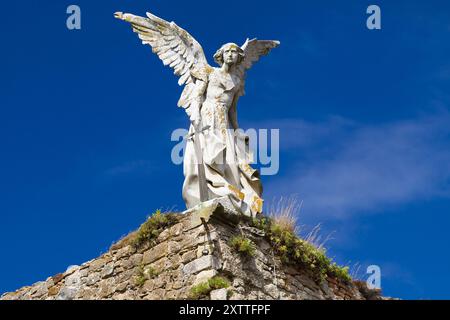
xmin=190 ymin=65 xmax=215 ymax=82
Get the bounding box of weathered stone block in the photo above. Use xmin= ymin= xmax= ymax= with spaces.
xmin=116 ymin=245 xmax=133 ymax=260
xmin=56 ymin=287 xmax=78 ymax=300
xmin=194 ymin=270 xmax=218 ymax=285
xmin=182 ymin=255 xmax=221 ymax=275
xmin=88 ymin=258 xmax=107 ymax=272
xmin=169 ymin=223 xmax=184 ymax=237
xmin=101 ymin=263 xmax=115 ymax=279
xmin=153 ymin=257 xmax=170 ymax=273
xmin=168 ymin=241 xmax=181 ymax=254
xmin=210 ymin=288 xmax=228 ymax=300
xmin=181 ymin=250 xmax=197 ymax=264
xmin=143 ymin=242 xmax=169 ymax=264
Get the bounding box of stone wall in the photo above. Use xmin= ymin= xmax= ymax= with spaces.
xmin=0 ymin=206 xmax=381 ymax=300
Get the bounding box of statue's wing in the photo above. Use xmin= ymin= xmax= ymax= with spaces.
xmin=236 ymin=38 xmax=280 ymax=97
xmin=114 ymin=11 xmax=210 ymax=88
xmin=240 ymin=38 xmax=280 ymax=71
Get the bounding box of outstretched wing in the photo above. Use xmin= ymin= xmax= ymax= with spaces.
xmin=240 ymin=38 xmax=280 ymax=71
xmin=114 ymin=11 xmax=209 ymax=87
xmin=234 ymin=38 xmax=280 ymax=98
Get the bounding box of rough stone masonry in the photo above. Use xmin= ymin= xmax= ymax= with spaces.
xmin=0 ymin=204 xmax=383 ymax=300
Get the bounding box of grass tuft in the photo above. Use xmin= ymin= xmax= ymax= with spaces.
xmin=266 ymin=196 xmax=301 ymax=234
xmin=190 ymin=276 xmax=230 ymax=299
xmin=132 ymin=210 xmax=179 ymax=249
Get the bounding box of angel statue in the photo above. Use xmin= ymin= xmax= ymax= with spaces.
xmin=115 ymin=11 xmax=280 ymax=217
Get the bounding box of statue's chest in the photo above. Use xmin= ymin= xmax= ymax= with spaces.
xmin=209 ymin=70 xmax=240 ymax=93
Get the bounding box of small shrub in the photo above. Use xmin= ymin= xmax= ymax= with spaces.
xmin=229 ymin=235 xmax=256 ymax=257
xmin=190 ymin=276 xmax=230 ymax=299
xmin=132 ymin=210 xmax=179 ymax=249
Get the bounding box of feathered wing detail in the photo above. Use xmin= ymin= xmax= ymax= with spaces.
xmin=241 ymin=38 xmax=280 ymax=70
xmin=236 ymin=38 xmax=280 ymax=97
xmin=114 ymin=11 xmax=212 ymax=111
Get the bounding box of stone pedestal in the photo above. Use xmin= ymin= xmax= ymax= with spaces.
xmin=182 ymin=195 xmax=242 ymax=226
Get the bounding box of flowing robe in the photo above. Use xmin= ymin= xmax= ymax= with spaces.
xmin=182 ymin=68 xmax=263 ymax=216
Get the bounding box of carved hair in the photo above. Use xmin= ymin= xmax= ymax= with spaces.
xmin=214 ymin=43 xmax=245 ymax=66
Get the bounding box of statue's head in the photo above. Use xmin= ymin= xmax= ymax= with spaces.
xmin=214 ymin=43 xmax=245 ymax=66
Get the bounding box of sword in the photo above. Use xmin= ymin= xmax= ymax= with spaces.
xmin=185 ymin=123 xmax=211 ymax=203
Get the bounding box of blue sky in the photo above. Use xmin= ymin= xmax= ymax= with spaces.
xmin=1 ymin=0 xmax=450 ymax=299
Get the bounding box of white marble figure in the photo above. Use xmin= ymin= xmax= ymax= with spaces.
xmin=115 ymin=11 xmax=279 ymax=217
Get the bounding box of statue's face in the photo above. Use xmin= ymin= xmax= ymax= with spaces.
xmin=223 ymin=45 xmax=239 ymax=65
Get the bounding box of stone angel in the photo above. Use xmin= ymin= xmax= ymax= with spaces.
xmin=115 ymin=11 xmax=280 ymax=217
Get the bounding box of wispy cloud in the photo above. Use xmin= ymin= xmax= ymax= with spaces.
xmin=265 ymin=111 xmax=450 ymax=220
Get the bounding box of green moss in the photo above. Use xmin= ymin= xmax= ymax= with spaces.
xmin=132 ymin=210 xmax=179 ymax=249
xmin=229 ymin=235 xmax=256 ymax=257
xmin=189 ymin=276 xmax=230 ymax=299
xmin=251 ymin=216 xmax=352 ymax=284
